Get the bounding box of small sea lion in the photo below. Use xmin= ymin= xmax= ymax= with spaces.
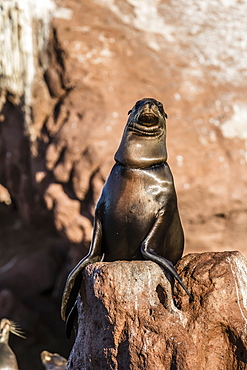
xmin=0 ymin=318 xmax=25 ymax=370
xmin=61 ymin=98 xmax=192 ymax=322
xmin=41 ymin=350 xmax=67 ymax=370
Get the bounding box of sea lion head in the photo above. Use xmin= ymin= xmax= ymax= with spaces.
xmin=0 ymin=318 xmax=25 ymax=343
xmin=41 ymin=350 xmax=68 ymax=369
xmin=0 ymin=319 xmax=10 ymax=343
xmin=115 ymin=98 xmax=168 ymax=168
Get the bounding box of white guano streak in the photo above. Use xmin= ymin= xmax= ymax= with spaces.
xmin=227 ymin=254 xmax=247 ymax=333
xmin=0 ymin=0 xmax=55 ymax=105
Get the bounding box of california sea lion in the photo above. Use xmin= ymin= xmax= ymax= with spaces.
xmin=61 ymin=98 xmax=192 ymax=322
xmin=41 ymin=350 xmax=67 ymax=370
xmin=0 ymin=318 xmax=25 ymax=370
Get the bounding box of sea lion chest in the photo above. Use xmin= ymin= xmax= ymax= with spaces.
xmin=0 ymin=343 xmax=18 ymax=370
xmin=97 ymin=162 xmax=175 ymax=261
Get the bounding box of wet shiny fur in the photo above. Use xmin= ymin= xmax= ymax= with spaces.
xmin=61 ymin=98 xmax=192 ymax=322
xmin=0 ymin=318 xmax=25 ymax=370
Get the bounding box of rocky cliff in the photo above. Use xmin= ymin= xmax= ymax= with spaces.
xmin=0 ymin=0 xmax=247 ymax=368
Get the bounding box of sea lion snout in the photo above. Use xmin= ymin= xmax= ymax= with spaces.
xmin=139 ymin=112 xmax=159 ymax=125
xmin=0 ymin=319 xmax=10 ymax=341
xmin=126 ymin=98 xmax=167 ymax=137
xmin=128 ymin=98 xmax=167 ymax=122
xmin=139 ymin=103 xmax=160 ymax=126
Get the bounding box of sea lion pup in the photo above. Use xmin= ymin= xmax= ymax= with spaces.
xmin=41 ymin=350 xmax=67 ymax=370
xmin=61 ymin=98 xmax=192 ymax=322
xmin=0 ymin=318 xmax=25 ymax=370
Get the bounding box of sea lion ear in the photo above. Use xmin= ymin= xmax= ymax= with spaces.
xmin=128 ymin=109 xmax=132 ymax=115
xmin=164 ymin=112 xmax=168 ymax=119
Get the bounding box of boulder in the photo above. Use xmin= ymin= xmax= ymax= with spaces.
xmin=67 ymin=251 xmax=247 ymax=370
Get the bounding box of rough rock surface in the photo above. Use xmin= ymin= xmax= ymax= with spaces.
xmin=176 ymin=251 xmax=247 ymax=369
xmin=67 ymin=252 xmax=247 ymax=370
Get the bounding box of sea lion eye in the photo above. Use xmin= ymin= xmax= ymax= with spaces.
xmin=135 ymin=100 xmax=142 ymax=108
xmin=157 ymin=103 xmax=168 ymax=119
xmin=128 ymin=109 xmax=132 ymax=115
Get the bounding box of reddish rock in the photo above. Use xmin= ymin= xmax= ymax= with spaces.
xmin=67 ymin=252 xmax=247 ymax=370
xmin=176 ymin=251 xmax=247 ymax=369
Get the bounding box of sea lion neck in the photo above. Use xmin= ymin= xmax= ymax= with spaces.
xmin=114 ymin=132 xmax=167 ymax=169
xmin=114 ymin=98 xmax=168 ymax=169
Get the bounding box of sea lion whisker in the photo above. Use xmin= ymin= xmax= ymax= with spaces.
xmin=9 ymin=321 xmax=26 ymax=339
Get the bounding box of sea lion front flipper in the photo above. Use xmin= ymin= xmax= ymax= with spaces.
xmin=61 ymin=213 xmax=103 ymax=321
xmin=140 ymin=208 xmax=193 ymax=300
xmin=65 ymin=301 xmax=78 ymax=339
